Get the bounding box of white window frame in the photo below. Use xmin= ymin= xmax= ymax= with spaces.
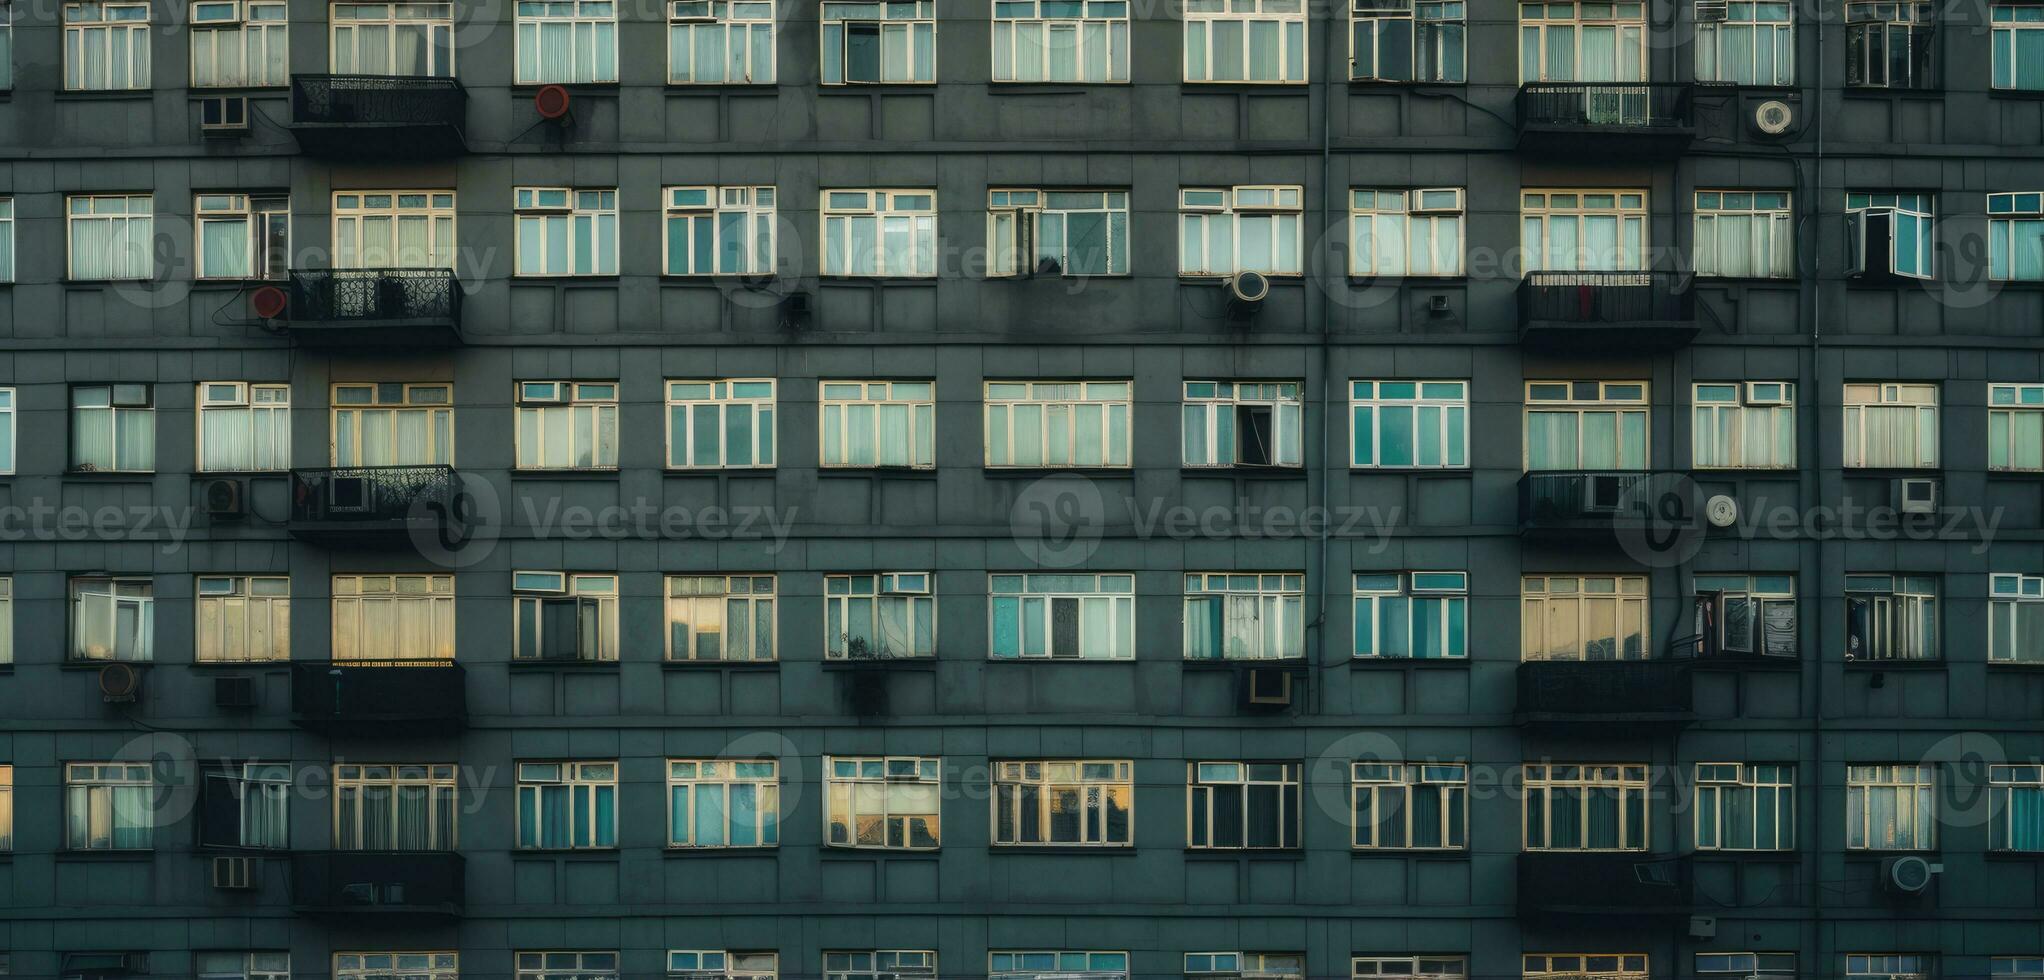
xmin=70 ymin=576 xmax=153 ymax=662
xmin=825 ymin=572 xmax=935 ymax=659
xmin=1846 ymin=191 xmax=1935 ymax=280
xmin=196 ymin=194 xmax=290 ymax=281
xmin=64 ymin=1 xmax=149 ymax=90
xmin=515 ymin=0 xmax=617 ymax=83
xmin=1179 ymin=186 xmax=1304 ymax=276
xmin=1846 ymin=0 xmax=1933 ymax=88
xmin=1351 ymin=956 xmax=1467 ymax=980
xmin=1694 ymin=190 xmax=1793 ymax=279
xmin=1520 ymin=189 xmax=1648 ymax=272
xmin=667 ymin=951 xmax=778 ymax=980
xmin=665 ymin=574 xmax=777 ymax=661
xmin=1182 ymin=381 xmax=1303 ymax=468
xmin=1989 ymin=765 xmax=2044 ymax=851
xmin=667 ymin=759 xmax=779 ymax=848
xmin=1846 ymin=574 xmax=1939 ymax=662
xmin=1992 ymin=956 xmax=2044 ymax=978
xmin=1694 ymin=762 xmax=1794 ymax=851
xmin=989 ymin=572 xmax=1136 ymax=660
xmin=0 ymin=577 xmax=11 ymax=666
xmin=336 ymin=954 xmax=459 ymax=980
xmin=1350 ymin=380 xmax=1469 ymax=469
xmin=824 ymin=755 xmax=941 ymax=850
xmin=1992 ymin=383 xmax=2044 ymax=471
xmin=517 ymin=951 xmax=618 ymax=980
xmin=195 ymin=952 xmax=291 ymax=980
xmin=665 ymin=379 xmax=776 ymax=468
xmin=1183 ymin=572 xmax=1306 ymax=661
xmin=190 ymin=0 xmax=288 ymax=87
xmin=1523 ymin=956 xmax=1647 ymax=980
xmin=1845 ymin=954 xmax=1930 ymax=980
xmin=196 ymin=575 xmax=290 ymax=662
xmin=330 ymin=1 xmax=454 ymax=75
xmin=987 ymin=189 xmax=1131 ymax=277
xmin=198 ymin=381 xmax=291 ymax=471
xmin=1695 ymin=0 xmax=1793 ymax=85
xmin=514 ymin=187 xmax=617 ymax=277
xmin=1842 ymin=382 xmax=1938 ymax=468
xmin=516 ymin=381 xmax=619 ymax=470
xmin=1521 ymin=764 xmax=1651 ymax=851
xmin=1349 ymin=0 xmax=1466 ymax=82
xmin=1692 ymin=381 xmax=1795 ymax=468
xmin=1187 ymin=953 xmax=1303 ymax=980
xmin=0 ymin=198 xmax=13 ymax=283
xmin=330 ymin=382 xmax=454 ymax=467
xmin=1845 ymin=764 xmax=1936 ymax=850
xmin=826 ymin=951 xmax=936 ymax=980
xmin=664 ymin=185 xmax=777 ymax=276
xmin=1989 ymin=194 xmax=2044 ymax=281
xmin=822 ymin=189 xmax=936 ymax=277
xmin=1352 ymin=571 xmax=1468 ymax=659
xmin=65 ymin=762 xmax=154 ymax=850
xmin=991 ymin=952 xmax=1128 ymax=980
xmin=1517 ymin=0 xmax=1646 ymax=82
xmin=1693 ymin=573 xmax=1798 ymax=658
xmin=1695 ymin=953 xmax=1797 ymax=980
xmin=204 ymin=762 xmax=291 ymax=849
xmin=1186 ymin=762 xmax=1302 ymax=849
xmin=1523 ymin=380 xmax=1649 ymax=471
xmin=668 ymin=0 xmax=776 ymax=83
xmin=1350 ymin=762 xmax=1468 ymax=849
xmin=1183 ymin=0 xmax=1307 ymax=82
xmin=71 ymin=382 xmax=155 ymax=472
xmin=819 ymin=380 xmax=935 ymax=469
xmin=332 ymin=764 xmax=458 ymax=849
xmin=66 ymin=194 xmax=153 ymax=281
xmin=991 ymin=0 xmax=1128 ymax=82
xmin=992 ymin=759 xmax=1134 ymax=847
xmin=821 ymin=0 xmax=934 ymax=83
xmin=984 ymin=380 xmax=1132 ymax=468
xmin=332 ymin=190 xmax=457 ymax=270
xmin=330 ymin=574 xmax=455 ymax=662
xmin=1350 ymin=188 xmax=1465 ymax=276
xmin=1521 ymin=575 xmax=1649 ymax=661
xmin=513 ymin=571 xmax=618 ymax=662
xmin=1991 ymin=573 xmax=2044 ymax=664
xmin=515 ymin=760 xmax=617 ymax=850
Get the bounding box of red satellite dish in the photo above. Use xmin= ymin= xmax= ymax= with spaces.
xmin=250 ymin=285 xmax=288 ymax=319
xmin=535 ymin=84 xmax=572 ymax=121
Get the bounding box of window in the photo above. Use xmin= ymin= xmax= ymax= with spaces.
xmin=824 ymin=755 xmax=940 ymax=849
xmin=516 ymin=381 xmax=619 ymax=470
xmin=822 ymin=189 xmax=935 ymax=277
xmin=0 ymin=5 xmax=12 ymax=91
xmin=666 ymin=575 xmax=777 ymax=661
xmin=1521 ymin=575 xmax=1647 ymax=661
xmin=1994 ymin=958 xmax=2044 ymax=979
xmin=1350 ymin=381 xmax=1468 ymax=468
xmin=1846 ymin=955 xmax=1930 ymax=980
xmin=1524 ymin=381 xmax=1648 ymax=471
xmin=0 ymin=765 xmax=11 ymax=852
xmin=338 ymin=954 xmax=459 ymax=980
xmin=985 ymin=381 xmax=1131 ymax=468
xmin=516 ymin=0 xmax=615 ymax=82
xmin=1520 ymin=190 xmax=1647 ymax=272
xmin=331 ymin=574 xmax=455 ymax=662
xmin=70 ymin=577 xmax=153 ymax=662
xmin=64 ymin=2 xmax=149 ymax=90
xmin=191 ymin=0 xmax=287 ymax=86
xmin=663 ymin=186 xmax=777 ymax=276
xmin=66 ymin=194 xmax=152 ymax=280
xmin=1846 ymin=764 xmax=1935 ymax=850
xmin=1846 ymin=192 xmax=1934 ymax=280
xmin=198 ymin=382 xmax=290 ymax=471
xmin=987 ymin=189 xmax=1130 ymax=277
xmin=331 ymin=2 xmax=454 ymax=75
xmin=513 ymin=572 xmax=618 ymax=661
xmin=826 ymin=573 xmax=935 ymax=659
xmin=1989 ymin=195 xmax=2044 ymax=281
xmin=1989 ymin=765 xmax=2044 ymax=852
xmin=1184 ymin=573 xmax=1305 ymax=660
xmin=1353 ymin=957 xmax=1467 ymax=980
xmin=1693 ymin=574 xmax=1797 ymax=658
xmin=1350 ymin=0 xmax=1464 ymax=81
xmin=200 ymin=763 xmax=290 ymax=849
xmin=1350 ymin=189 xmax=1464 ymax=276
xmin=1694 ymin=763 xmax=1794 ymax=850
xmin=334 ymin=764 xmax=458 ymax=849
xmin=0 ymin=578 xmax=9 ymax=666
xmin=989 ymin=573 xmax=1135 ymax=659
xmin=1182 ymin=381 xmax=1302 ymax=468
xmin=992 ymin=0 xmax=1127 ymax=82
xmin=1187 ymin=954 xmax=1302 ymax=980
xmin=518 ymin=952 xmax=618 ymax=980
xmin=1847 ymin=1 xmax=1933 ymax=87
xmin=1183 ymin=0 xmax=1305 ymax=82
xmin=822 ymin=0 xmax=933 ymax=83
xmin=1518 ymin=0 xmax=1645 ymax=83
xmin=196 ymin=576 xmax=290 ymax=662
xmin=515 ymin=188 xmax=618 ymax=276
xmin=1522 ymin=764 xmax=1649 ymax=850
xmin=992 ymin=952 xmax=1128 ymax=980
xmin=1843 ymin=382 xmax=1937 ymax=468
xmin=1187 ymin=762 xmax=1301 ymax=849
xmin=669 ymin=0 xmax=775 ymax=82
xmin=1179 ymin=186 xmax=1303 ymax=276
xmin=1692 ymin=382 xmax=1794 ymax=468
xmin=0 ymin=199 xmax=13 ymax=282
xmin=66 ymin=762 xmax=154 ymax=850
xmin=1992 ymin=573 xmax=2044 ymax=663
xmin=1694 ymin=191 xmax=1792 ymax=278
xmin=820 ymin=381 xmax=935 ymax=469
xmin=1351 ymin=763 xmax=1467 ymax=849
xmin=1353 ymin=572 xmax=1467 ymax=659
xmin=1992 ymin=384 xmax=2044 ymax=471
xmin=1524 ymin=955 xmax=1647 ymax=980
xmin=1846 ymin=575 xmax=1938 ymax=662
xmin=665 ymin=380 xmax=775 ymax=468
xmin=333 ymin=191 xmax=456 ymax=269
xmin=196 ymin=952 xmax=290 ymax=980
xmin=827 ymin=952 xmax=936 ymax=980
xmin=1696 ymin=0 xmax=1792 ymax=84
xmin=331 ymin=383 xmax=454 ymax=466
xmin=993 ymin=760 xmax=1132 ymax=846
xmin=71 ymin=383 xmax=155 ymax=472
xmin=0 ymin=388 xmax=10 ymax=475
xmin=1695 ymin=954 xmax=1796 ymax=980
xmin=668 ymin=952 xmax=777 ymax=980
xmin=668 ymin=760 xmax=778 ymax=848
xmin=516 ymin=761 xmax=617 ymax=849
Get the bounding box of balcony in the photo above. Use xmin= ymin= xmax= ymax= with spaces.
xmin=288 ymin=74 xmax=466 ymax=157
xmin=1518 ymin=470 xmax=1697 ymax=538
xmin=289 ymin=850 xmax=464 ymax=918
xmin=1517 ymin=272 xmax=1699 ymax=351
xmin=282 ymin=269 xmax=463 ymax=347
xmin=1516 ymin=659 xmax=1694 ymax=727
xmin=287 ymin=465 xmax=461 ymax=546
xmin=290 ymin=661 xmax=467 ymax=733
xmin=1518 ymin=851 xmax=1690 ymax=917
xmin=1516 ymin=82 xmax=1696 ymax=157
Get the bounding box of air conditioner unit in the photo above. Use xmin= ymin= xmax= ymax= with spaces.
xmin=99 ymin=663 xmax=141 ymax=703
xmin=327 ymin=474 xmax=374 ymax=513
xmin=1881 ymin=854 xmax=1941 ymax=895
xmin=199 ymin=95 xmax=250 ymax=136
xmin=203 ymin=478 xmax=245 ymax=520
xmin=211 ymin=854 xmax=258 ymax=889
xmin=1894 ymin=477 xmax=1939 ymax=514
xmin=1752 ymin=99 xmax=1794 ymax=135
xmin=1696 ymin=0 xmax=1729 ymax=18
xmin=214 ymin=675 xmax=256 ymax=709
xmin=1242 ymin=665 xmax=1298 ymax=708
xmin=1687 ymin=914 xmax=1718 ymax=939
xmin=1224 ymin=271 xmax=1271 ymax=318
xmin=1705 ymin=494 xmax=1739 ymax=528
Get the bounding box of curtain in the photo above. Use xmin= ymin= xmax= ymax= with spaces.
xmin=396 ymin=783 xmax=430 ymax=849
xmin=1548 ymin=788 xmax=1582 ymax=847
xmin=2010 ymin=788 xmax=2044 ymax=850
xmin=1525 ymin=412 xmax=1577 ymax=470
xmin=1380 ymin=595 xmax=1411 ymax=656
xmin=1586 ymin=787 xmax=1620 ymax=847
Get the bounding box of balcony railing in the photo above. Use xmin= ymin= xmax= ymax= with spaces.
xmin=290 ymin=660 xmax=467 ymax=731
xmin=289 ymin=850 xmax=464 ymax=916
xmin=1518 ymin=851 xmax=1690 ymax=916
xmin=284 ymin=269 xmax=462 ymax=344
xmin=1516 ymin=659 xmax=1694 ymax=721
xmin=1518 ymin=470 xmax=1699 ymax=536
xmin=289 ymin=74 xmax=467 ymax=156
xmin=1517 ymin=272 xmax=1699 ymax=349
xmin=289 ymin=464 xmax=458 ymax=529
xmin=1519 ymin=82 xmax=1694 ymax=128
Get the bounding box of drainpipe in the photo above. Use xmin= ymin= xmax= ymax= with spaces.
xmin=1808 ymin=0 xmax=1830 ymax=960
xmin=1312 ymin=5 xmax=1337 ymax=715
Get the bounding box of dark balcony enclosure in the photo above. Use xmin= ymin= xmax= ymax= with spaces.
xmin=288 ymin=74 xmax=467 ymax=157
xmin=1517 ymin=272 xmax=1699 ymax=351
xmin=1518 ymin=851 xmax=1690 ymax=917
xmin=289 ymin=851 xmax=465 ymax=917
xmin=290 ymin=661 xmax=467 ymax=732
xmin=1518 ymin=470 xmax=1696 ymax=537
xmin=1516 ymin=82 xmax=1697 ymax=157
xmin=1516 ymin=660 xmax=1695 ymax=725
xmin=287 ymin=465 xmax=461 ymax=545
xmin=284 ymin=269 xmax=463 ymax=346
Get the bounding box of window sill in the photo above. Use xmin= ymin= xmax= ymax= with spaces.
xmin=821 ymin=658 xmax=938 ymax=671
xmin=1183 ymin=658 xmax=1306 ymax=670
xmin=186 ymin=660 xmax=289 ymax=669
xmin=1179 ymin=273 xmax=1303 ymax=284
xmin=662 ymin=466 xmax=778 ymax=474
xmin=1841 ymin=86 xmax=1943 ymax=98
xmin=60 ymin=660 xmax=150 ymax=671
xmin=822 ymin=846 xmax=939 ymax=858
xmin=1185 ymin=848 xmax=1304 ymax=860
xmin=988 ymin=81 xmax=1130 ymax=91
xmin=1690 ymin=848 xmax=1800 ymax=861
xmin=1984 ymin=849 xmax=2044 ymax=861
xmin=1986 ymin=660 xmax=2044 ymax=670
xmin=817 ymin=275 xmax=937 ymax=284
xmin=1840 ymin=466 xmax=1942 ymax=476
xmin=64 ymin=469 xmax=156 ymax=479
xmin=1694 ymin=275 xmax=1798 ymax=287
xmin=190 ymin=278 xmax=288 ymax=290
xmin=508 ymin=659 xmax=620 ymax=671
xmin=1180 ymin=81 xmax=1308 ymax=91
xmin=1843 ymin=659 xmax=1945 ymax=671
xmin=661 ymin=659 xmax=779 ymax=671
xmin=1846 ymin=848 xmax=1940 ymax=858
xmin=982 ymin=466 xmax=1133 ymax=478
xmin=1348 ymin=467 xmax=1473 ymax=476
xmin=1689 ymin=654 xmax=1801 ymax=671
xmin=189 ymin=83 xmax=290 ymax=96
xmin=512 ymin=849 xmax=620 ymax=859
xmin=193 ymin=468 xmax=291 ymax=477
xmin=509 ymin=82 xmax=620 ymax=93
xmin=660 ymin=273 xmax=778 ymax=284
xmin=510 ymin=468 xmax=621 ymax=479
xmin=665 ymin=81 xmax=779 ymax=91
xmin=989 ymin=845 xmax=1137 ymax=855
xmin=1181 ymin=465 xmax=1305 ymax=478
xmin=987 ymin=657 xmax=1136 ymax=665
xmin=1350 ymin=847 xmax=1471 ymax=858
xmin=1349 ymin=657 xmax=1469 ymax=669
xmin=1347 ymin=78 xmax=1466 ymax=88
xmin=1988 ymin=88 xmax=2044 ymax=101
xmin=819 ymin=466 xmax=939 ymax=478
xmin=510 ymin=274 xmax=621 ymax=284
xmin=54 ymin=89 xmax=153 ymax=101
xmin=664 ymin=845 xmax=780 ymax=857
xmin=56 ymin=850 xmax=155 ymax=861
xmin=1347 ymin=274 xmax=1468 ymax=286
xmin=819 ymin=83 xmax=935 ymax=93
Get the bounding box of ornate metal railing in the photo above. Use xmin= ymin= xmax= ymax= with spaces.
xmin=287 ymin=269 xmax=460 ymax=324
xmin=1517 ymin=82 xmax=1694 ymax=129
xmin=289 ymin=464 xmax=457 ymax=524
xmin=291 ymin=73 xmax=465 ymax=127
xmin=1518 ymin=271 xmax=1695 ymax=325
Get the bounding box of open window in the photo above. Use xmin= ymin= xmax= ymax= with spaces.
xmin=1691 ymin=575 xmax=1796 ymax=658
xmin=1846 ymin=193 xmax=1934 ymax=280
xmin=514 ymin=572 xmax=618 ymax=661
xmin=1845 ymin=574 xmax=1938 ymax=661
xmin=199 ymin=762 xmax=289 ymax=849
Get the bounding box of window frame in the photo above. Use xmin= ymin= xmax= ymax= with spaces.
xmin=65 ymin=761 xmax=155 ymax=850
xmin=1352 ymin=571 xmax=1468 ymax=660
xmin=515 ymin=760 xmax=618 ymax=850
xmin=1845 ymin=764 xmax=1937 ymax=851
xmin=329 ymin=1 xmax=455 ymax=76
xmin=70 ymin=382 xmax=156 ymax=472
xmin=336 ymin=953 xmax=459 ymax=980
xmin=1691 ymin=381 xmax=1796 ymax=469
xmin=330 ymin=573 xmax=456 ymax=662
xmin=1182 ymin=0 xmax=1308 ymax=83
xmin=0 ymin=198 xmax=13 ymax=283
xmin=663 ymin=185 xmax=777 ymax=276
xmin=1988 ymin=764 xmax=2044 ymax=852
xmin=1517 ymin=0 xmax=1647 ymax=82
xmin=991 ymin=758 xmax=1135 ymax=847
xmin=512 ymin=571 xmax=619 ymax=662
xmin=1693 ymin=190 xmax=1794 ymax=279
xmin=69 ymin=575 xmax=154 ymax=662
xmin=667 ymin=759 xmax=780 ymax=849
xmin=821 ymin=188 xmax=937 ymax=277
xmin=196 ymin=575 xmax=291 ymax=662
xmin=1841 ymin=382 xmax=1938 ymax=469
xmin=1846 ymin=191 xmax=1935 ymax=280
xmin=195 ymin=193 xmax=290 ymax=281
xmin=1181 ymin=380 xmax=1303 ymax=469
xmin=329 ymin=382 xmax=454 ymax=466
xmin=332 ymin=763 xmax=459 ymax=850
xmin=514 ymin=187 xmax=618 ymax=277
xmin=514 ymin=0 xmax=618 ymax=84
xmin=515 ymin=951 xmax=619 ymax=980
xmin=1351 ymin=957 xmax=1467 ymax=980
xmin=826 ymin=951 xmax=937 ymax=980
xmin=194 ymin=951 xmax=291 ymax=980
xmin=666 ymin=951 xmax=779 ymax=980
xmin=1350 ymin=380 xmax=1469 ymax=469
xmin=515 ymin=380 xmax=619 ymax=470
xmin=1186 ymin=762 xmax=1302 ymax=850
xmin=1693 ymin=762 xmax=1795 ymax=851
xmin=1522 ymin=955 xmax=1648 ymax=980
xmin=987 ymin=188 xmax=1132 ymax=278
xmin=668 ymin=0 xmax=777 ymax=83
xmin=197 ymin=381 xmax=291 ymax=471
xmin=990 ymin=0 xmax=1129 ymax=82
xmin=63 ymin=0 xmax=150 ymax=91
xmin=1183 ymin=572 xmax=1306 ymax=661
xmin=1989 ymin=192 xmax=2044 ymax=282
xmin=65 ymin=193 xmax=154 ymax=281
xmin=1991 ymin=572 xmax=2044 ymax=664
xmin=1349 ymin=0 xmax=1467 ymax=82
xmin=1845 ymin=0 xmax=1934 ymax=88
xmin=1844 ymin=954 xmax=1931 ymax=980
xmin=1350 ymin=762 xmax=1468 ymax=849
xmin=825 ymin=572 xmax=936 ymax=659
xmin=819 ymin=380 xmax=936 ymax=469
xmin=823 ymin=755 xmax=942 ymax=850
xmin=1991 ymin=383 xmax=2044 ymax=471
xmin=1520 ymin=574 xmax=1649 ymax=661
xmin=988 ymin=572 xmax=1136 ymax=660
xmin=200 ymin=761 xmax=291 ymax=849
xmin=1521 ymin=763 xmax=1651 ymax=851
xmin=983 ymin=379 xmax=1133 ymax=468
xmin=1522 ymin=379 xmax=1649 ymax=471
xmin=820 ymin=0 xmax=935 ymax=83
xmin=331 ymin=190 xmax=457 ymax=270
xmin=664 ymin=379 xmax=777 ymax=469
xmin=1694 ymin=953 xmax=1797 ymax=980
xmin=1520 ymin=189 xmax=1649 ymax=273
xmin=1693 ymin=573 xmax=1798 ymax=658
xmin=1349 ymin=188 xmax=1466 ymax=276
xmin=665 ymin=574 xmax=778 ymax=662
xmin=190 ymin=0 xmax=288 ymax=87
xmin=991 ymin=952 xmax=1129 ymax=980
xmin=1845 ymin=574 xmax=1939 ymax=662
xmin=1695 ymin=0 xmax=1794 ymax=84
xmin=0 ymin=577 xmax=11 ymax=666
xmin=1186 ymin=953 xmax=1303 ymax=980
xmin=1178 ymin=185 xmax=1305 ymax=277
